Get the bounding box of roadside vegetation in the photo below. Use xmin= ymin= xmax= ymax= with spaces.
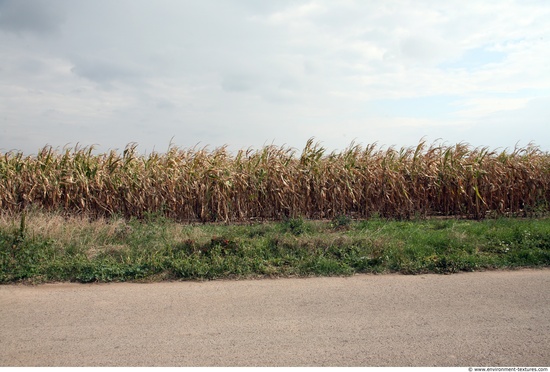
xmin=1 ymin=212 xmax=549 ymax=283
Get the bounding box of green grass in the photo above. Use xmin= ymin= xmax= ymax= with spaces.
xmin=1 ymin=212 xmax=549 ymax=283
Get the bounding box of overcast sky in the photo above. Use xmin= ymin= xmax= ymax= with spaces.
xmin=1 ymin=0 xmax=549 ymax=155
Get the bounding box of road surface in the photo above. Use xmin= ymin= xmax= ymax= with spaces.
xmin=1 ymin=269 xmax=549 ymax=366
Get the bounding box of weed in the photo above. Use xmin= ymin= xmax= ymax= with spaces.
xmin=1 ymin=212 xmax=549 ymax=283
xmin=331 ymin=215 xmax=352 ymax=229
xmin=282 ymin=216 xmax=306 ymax=236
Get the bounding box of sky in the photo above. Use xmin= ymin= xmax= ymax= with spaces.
xmin=1 ymin=0 xmax=549 ymax=155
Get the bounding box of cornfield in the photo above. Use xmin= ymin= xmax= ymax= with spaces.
xmin=1 ymin=139 xmax=549 ymax=222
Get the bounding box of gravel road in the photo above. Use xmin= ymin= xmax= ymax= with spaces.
xmin=1 ymin=269 xmax=549 ymax=367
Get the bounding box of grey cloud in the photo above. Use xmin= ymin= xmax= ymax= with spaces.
xmin=233 ymin=0 xmax=305 ymax=16
xmin=18 ymin=57 xmax=46 ymax=74
xmin=303 ymin=60 xmax=317 ymax=75
xmin=278 ymin=76 xmax=300 ymax=92
xmin=70 ymin=57 xmax=139 ymax=85
xmin=221 ymin=74 xmax=259 ymax=93
xmin=259 ymin=77 xmax=301 ymax=105
xmin=0 ymin=0 xmax=65 ymax=35
xmin=220 ymin=72 xmax=302 ymax=105
xmin=156 ymin=99 xmax=175 ymax=110
xmin=261 ymin=90 xmax=297 ymax=105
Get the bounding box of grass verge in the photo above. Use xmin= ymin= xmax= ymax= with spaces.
xmin=1 ymin=212 xmax=549 ymax=283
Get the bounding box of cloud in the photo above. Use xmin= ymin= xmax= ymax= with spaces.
xmin=0 ymin=0 xmax=65 ymax=35
xmin=70 ymin=57 xmax=140 ymax=86
xmin=265 ymin=1 xmax=326 ymax=24
xmin=221 ymin=73 xmax=258 ymax=93
xmin=1 ymin=0 xmax=549 ymax=155
xmin=399 ymin=35 xmax=456 ymax=65
xmin=455 ymin=97 xmax=532 ymax=118
xmin=451 ymin=96 xmax=550 ymax=151
xmin=439 ymin=47 xmax=507 ymax=71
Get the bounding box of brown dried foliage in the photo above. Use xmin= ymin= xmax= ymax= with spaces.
xmin=1 ymin=140 xmax=549 ymax=222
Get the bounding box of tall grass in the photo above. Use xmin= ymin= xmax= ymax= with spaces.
xmin=1 ymin=139 xmax=549 ymax=222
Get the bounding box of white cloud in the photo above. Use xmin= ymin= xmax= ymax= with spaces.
xmin=455 ymin=97 xmax=532 ymax=118
xmin=265 ymin=2 xmax=326 ymax=24
xmin=1 ymin=0 xmax=549 ymax=154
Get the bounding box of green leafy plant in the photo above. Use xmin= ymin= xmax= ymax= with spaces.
xmin=331 ymin=215 xmax=352 ymax=229
xmin=282 ymin=216 xmax=306 ymax=236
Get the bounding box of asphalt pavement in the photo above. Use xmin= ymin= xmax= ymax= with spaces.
xmin=1 ymin=269 xmax=549 ymax=366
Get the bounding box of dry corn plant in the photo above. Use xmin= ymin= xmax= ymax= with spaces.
xmin=1 ymin=140 xmax=549 ymax=222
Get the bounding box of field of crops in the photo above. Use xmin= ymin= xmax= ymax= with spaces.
xmin=1 ymin=140 xmax=549 ymax=222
